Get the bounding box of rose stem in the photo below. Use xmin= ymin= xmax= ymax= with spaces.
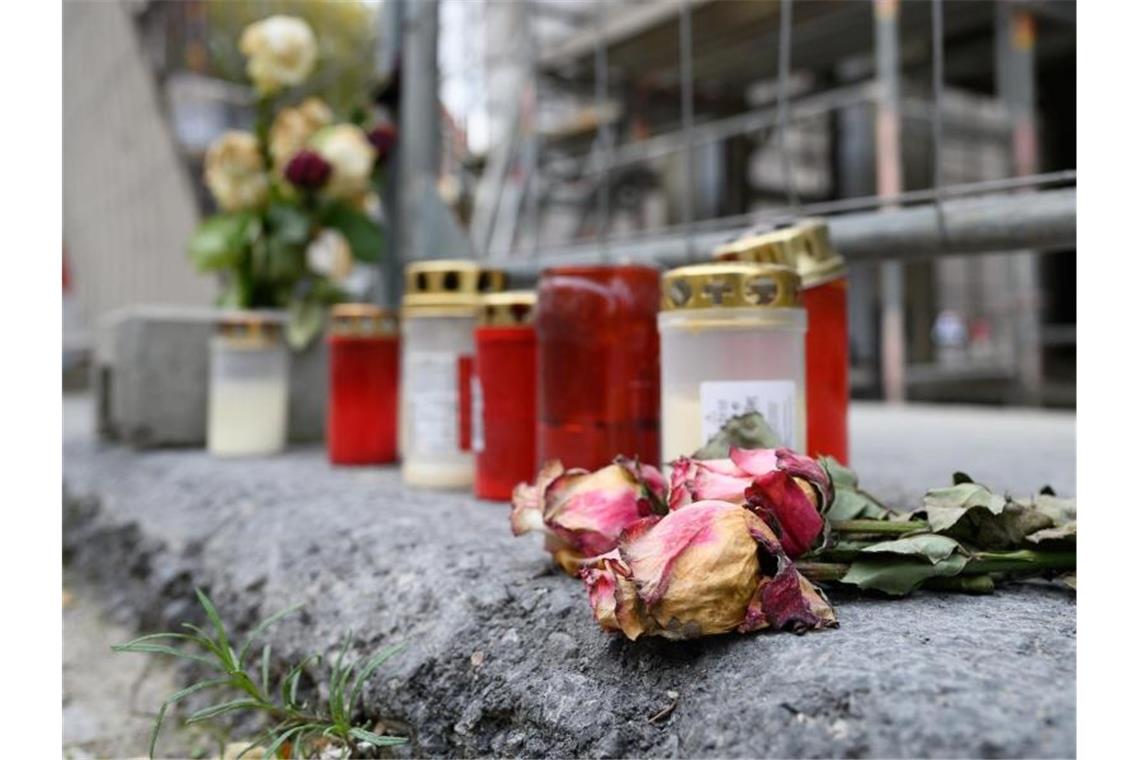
xmin=796 ymin=549 xmax=1076 ymax=584
xmin=828 ymin=519 xmax=931 ymax=534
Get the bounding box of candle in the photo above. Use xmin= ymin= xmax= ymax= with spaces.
xmin=400 ymin=260 xmax=506 ymax=488
xmin=473 ymin=291 xmax=537 ymax=501
xmin=535 ymin=265 xmax=661 ymax=470
xmin=716 ymin=220 xmax=849 ymax=462
xmin=659 ymin=263 xmax=806 ymax=463
xmin=207 ymin=312 xmax=289 ymax=457
xmin=326 ymin=304 xmax=399 ymax=465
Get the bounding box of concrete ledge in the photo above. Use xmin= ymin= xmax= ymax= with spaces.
xmin=63 ymin=396 xmax=1075 ymax=758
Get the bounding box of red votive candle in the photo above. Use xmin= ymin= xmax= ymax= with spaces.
xmin=326 ymin=304 xmax=400 ymax=465
xmin=716 ymin=220 xmax=849 ymax=463
xmin=473 ymin=292 xmax=537 ymax=500
xmin=536 ymin=264 xmax=661 ymax=471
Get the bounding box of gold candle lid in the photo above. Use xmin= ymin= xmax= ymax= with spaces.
xmin=714 ymin=219 xmax=846 ymax=287
xmin=661 ymin=262 xmax=802 ymax=311
xmin=329 ymin=303 xmax=398 ymax=337
xmin=215 ymin=310 xmax=284 ymax=347
xmin=477 ymin=291 xmax=537 ymax=327
xmin=402 ymin=259 xmax=508 ymax=316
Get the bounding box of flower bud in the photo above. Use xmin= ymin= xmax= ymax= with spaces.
xmin=580 ymin=500 xmax=836 ymax=640
xmin=510 ymin=459 xmax=667 ymax=574
xmin=367 ymin=121 xmax=398 ymax=162
xmin=284 ymin=149 xmax=332 ymax=190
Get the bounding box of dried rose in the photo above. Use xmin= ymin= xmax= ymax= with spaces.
xmin=269 ymin=98 xmax=333 ymax=173
xmin=284 ymin=149 xmax=332 ymax=190
xmin=579 ymin=500 xmax=836 ymax=640
xmin=669 ymin=447 xmax=831 ymax=557
xmin=239 ymin=15 xmax=318 ymax=95
xmin=511 ymin=459 xmax=667 ymax=574
xmin=203 ymin=131 xmax=269 ymax=212
xmin=309 ymin=124 xmax=376 ymax=201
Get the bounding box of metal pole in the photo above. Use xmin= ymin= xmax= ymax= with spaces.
xmin=398 ymin=0 xmax=440 ymax=262
xmin=379 ymin=0 xmax=404 ymax=308
xmin=679 ymin=0 xmax=695 ymax=259
xmin=776 ymin=0 xmax=798 ymax=209
xmin=492 ymin=188 xmax=1077 ymax=283
xmin=875 ymin=0 xmax=906 ymax=403
xmin=996 ymin=3 xmax=1044 ymax=405
xmin=593 ymin=0 xmax=611 ymax=261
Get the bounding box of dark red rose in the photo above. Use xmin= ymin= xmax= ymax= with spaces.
xmin=284 ymin=149 xmax=331 ymax=190
xmin=367 ymin=121 xmax=398 ymax=161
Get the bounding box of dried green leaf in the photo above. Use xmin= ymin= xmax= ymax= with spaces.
xmin=692 ymin=412 xmax=782 ymax=460
xmin=860 ymin=534 xmax=963 ymax=564
xmin=1033 ymin=493 xmax=1076 ymax=526
xmin=920 ymin=482 xmax=1007 ymax=532
xmin=1025 ymin=522 xmax=1077 ymax=545
xmin=841 ymin=553 xmax=968 ymax=596
xmin=1058 ymin=572 xmax=1077 ymax=591
xmin=819 ymin=457 xmax=892 ymax=521
xmin=915 ymin=481 xmax=1056 ymax=549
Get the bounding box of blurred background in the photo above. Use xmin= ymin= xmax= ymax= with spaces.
xmin=62 ymin=0 xmax=1076 ymax=408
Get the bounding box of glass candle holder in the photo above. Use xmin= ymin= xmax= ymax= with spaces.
xmin=473 ymin=291 xmax=537 ymax=501
xmin=659 ymin=263 xmax=806 ymax=463
xmin=536 ymin=264 xmax=660 ymax=470
xmin=716 ymin=220 xmax=849 ymax=462
xmin=207 ymin=311 xmax=289 ymax=457
xmin=400 ymin=260 xmax=507 ymax=488
xmin=326 ymin=304 xmax=400 ymax=465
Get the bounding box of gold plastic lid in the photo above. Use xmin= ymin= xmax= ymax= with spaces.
xmin=215 ymin=310 xmax=283 ymax=346
xmin=402 ymin=259 xmax=508 ymax=314
xmin=714 ymin=220 xmax=846 ymax=287
xmin=661 ymin=262 xmax=801 ymax=311
xmin=478 ymin=291 xmax=537 ymax=327
xmin=329 ymin=303 xmax=398 ymax=337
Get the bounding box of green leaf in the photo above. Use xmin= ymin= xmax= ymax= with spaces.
xmin=349 ymin=644 xmax=404 ymax=711
xmin=920 ymin=482 xmax=1008 ymax=532
xmin=111 ymin=642 xmax=219 ymax=669
xmin=189 ymin=213 xmax=254 ymax=272
xmin=841 ymin=553 xmax=969 ymax=596
xmin=692 ymin=411 xmax=783 ymax=460
xmin=860 ymin=534 xmax=963 ymax=564
xmin=263 ymin=724 xmax=318 ymax=759
xmin=286 ymin=298 xmax=325 ymax=350
xmin=114 ymin=632 xmax=201 ymax=648
xmin=1024 ymin=522 xmax=1077 ymax=545
xmin=186 ymin=698 xmax=261 ymax=724
xmin=261 ymin=644 xmax=272 ymax=696
xmin=195 ymin=589 xmax=233 ymax=669
xmin=918 ymin=482 xmax=1056 ymax=549
xmin=165 ymin=677 xmax=231 ymax=706
xmin=238 ymin=602 xmax=303 ymax=666
xmin=266 ymin=202 xmax=311 ymax=245
xmin=349 ymin=727 xmax=407 ymax=748
xmin=149 ymin=701 xmax=168 ymax=759
xmin=322 ymin=202 xmax=384 ymax=262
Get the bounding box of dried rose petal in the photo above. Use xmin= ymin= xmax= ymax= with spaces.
xmin=511 ymin=459 xmax=667 ymax=574
xmin=669 ymin=448 xmax=831 ymax=557
xmin=579 ymin=500 xmax=837 ymax=640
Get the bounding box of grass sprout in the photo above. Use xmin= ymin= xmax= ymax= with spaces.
xmin=113 ymin=588 xmax=407 ymax=758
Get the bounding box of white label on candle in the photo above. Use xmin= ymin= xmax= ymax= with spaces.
xmin=471 ymin=374 xmax=485 ymax=453
xmin=407 ymin=351 xmax=460 ymax=455
xmin=699 ymin=380 xmax=797 ymax=446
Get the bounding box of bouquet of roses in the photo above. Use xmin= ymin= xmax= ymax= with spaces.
xmin=189 ymin=15 xmax=398 ymax=348
xmin=510 ymin=414 xmax=1075 ymax=641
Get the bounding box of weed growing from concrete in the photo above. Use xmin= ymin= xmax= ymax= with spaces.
xmin=113 ymin=588 xmax=406 ymax=758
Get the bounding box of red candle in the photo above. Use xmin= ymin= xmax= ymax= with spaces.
xmin=715 ymin=220 xmax=849 ymax=462
xmin=473 ymin=292 xmax=537 ymax=500
xmin=536 ymin=265 xmax=660 ymax=470
xmin=803 ymin=276 xmax=849 ymax=463
xmin=326 ymin=304 xmax=399 ymax=465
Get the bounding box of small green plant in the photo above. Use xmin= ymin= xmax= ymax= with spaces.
xmin=113 ymin=588 xmax=407 ymax=759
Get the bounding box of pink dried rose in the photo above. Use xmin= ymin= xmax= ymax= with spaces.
xmin=511 ymin=458 xmax=667 ymax=575
xmin=579 ymin=500 xmax=837 ymax=640
xmin=669 ymin=447 xmax=831 ymax=558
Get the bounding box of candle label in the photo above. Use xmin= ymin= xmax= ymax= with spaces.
xmin=699 ymin=380 xmax=797 ymax=446
xmin=471 ymin=374 xmax=485 ymax=453
xmin=407 ymin=351 xmax=461 ymax=454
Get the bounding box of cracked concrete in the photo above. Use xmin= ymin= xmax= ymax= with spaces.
xmin=63 ymin=395 xmax=1075 ymax=758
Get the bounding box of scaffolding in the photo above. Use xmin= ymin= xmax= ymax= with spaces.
xmin=384 ymin=0 xmax=1075 ymax=404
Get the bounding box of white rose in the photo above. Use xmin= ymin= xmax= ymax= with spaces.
xmin=239 ymin=16 xmax=318 ymax=95
xmin=203 ymin=131 xmax=268 ymax=212
xmin=305 ymin=229 xmax=354 ymax=281
xmin=269 ymin=97 xmax=333 ymax=172
xmin=309 ymin=125 xmax=376 ymax=201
